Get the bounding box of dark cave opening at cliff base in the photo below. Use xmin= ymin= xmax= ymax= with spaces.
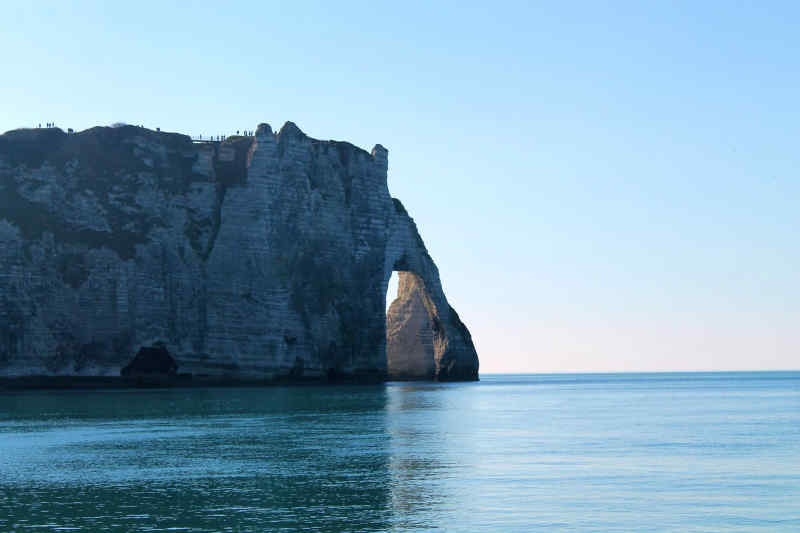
xmin=385 ymin=270 xmax=437 ymax=381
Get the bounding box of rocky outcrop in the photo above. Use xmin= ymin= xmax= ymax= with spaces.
xmin=0 ymin=123 xmax=478 ymax=384
xmin=386 ymin=273 xmax=435 ymax=380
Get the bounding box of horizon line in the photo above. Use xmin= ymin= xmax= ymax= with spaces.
xmin=479 ymin=369 xmax=799 ymax=375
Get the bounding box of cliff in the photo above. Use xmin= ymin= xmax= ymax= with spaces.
xmin=0 ymin=123 xmax=478 ymax=384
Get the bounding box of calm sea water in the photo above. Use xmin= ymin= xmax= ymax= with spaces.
xmin=0 ymin=372 xmax=798 ymax=532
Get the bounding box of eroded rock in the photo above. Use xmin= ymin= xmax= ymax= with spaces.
xmin=386 ymin=273 xmax=436 ymax=380
xmin=0 ymin=123 xmax=479 ymax=383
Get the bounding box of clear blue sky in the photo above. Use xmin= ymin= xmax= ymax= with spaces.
xmin=2 ymin=1 xmax=798 ymax=372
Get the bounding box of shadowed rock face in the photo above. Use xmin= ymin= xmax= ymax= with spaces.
xmin=0 ymin=123 xmax=478 ymax=383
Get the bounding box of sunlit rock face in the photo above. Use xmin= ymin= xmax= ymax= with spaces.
xmin=386 ymin=272 xmax=435 ymax=380
xmin=0 ymin=123 xmax=478 ymax=383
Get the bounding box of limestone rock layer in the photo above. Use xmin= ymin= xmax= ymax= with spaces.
xmin=0 ymin=123 xmax=479 ymax=382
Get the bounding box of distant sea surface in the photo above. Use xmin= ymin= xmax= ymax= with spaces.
xmin=1 ymin=372 xmax=798 ymax=532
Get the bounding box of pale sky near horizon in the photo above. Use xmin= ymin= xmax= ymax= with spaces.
xmin=1 ymin=1 xmax=798 ymax=373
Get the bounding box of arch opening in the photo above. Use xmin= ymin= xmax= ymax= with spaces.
xmin=386 ymin=271 xmax=399 ymax=311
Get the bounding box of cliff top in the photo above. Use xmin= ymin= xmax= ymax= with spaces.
xmin=0 ymin=122 xmax=386 ymax=168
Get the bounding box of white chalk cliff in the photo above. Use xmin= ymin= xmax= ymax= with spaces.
xmin=0 ymin=123 xmax=478 ymax=383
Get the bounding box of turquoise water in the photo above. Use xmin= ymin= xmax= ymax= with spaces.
xmin=0 ymin=372 xmax=798 ymax=532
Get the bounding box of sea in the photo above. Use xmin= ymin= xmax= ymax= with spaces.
xmin=0 ymin=372 xmax=798 ymax=532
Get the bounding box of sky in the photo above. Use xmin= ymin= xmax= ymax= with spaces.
xmin=1 ymin=1 xmax=798 ymax=373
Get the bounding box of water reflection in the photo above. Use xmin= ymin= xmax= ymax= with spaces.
xmin=386 ymin=384 xmax=451 ymax=531
xmin=4 ymin=374 xmax=796 ymax=532
xmin=0 ymin=386 xmax=395 ymax=532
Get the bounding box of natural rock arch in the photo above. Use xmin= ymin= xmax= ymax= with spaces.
xmin=382 ymin=200 xmax=479 ymax=381
xmin=0 ymin=122 xmax=479 ymax=383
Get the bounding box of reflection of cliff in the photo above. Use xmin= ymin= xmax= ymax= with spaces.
xmin=0 ymin=123 xmax=478 ymax=383
xmin=386 ymin=384 xmax=449 ymax=528
xmin=0 ymin=386 xmax=395 ymax=531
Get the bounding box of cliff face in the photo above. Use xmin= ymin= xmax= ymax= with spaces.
xmin=0 ymin=123 xmax=478 ymax=383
